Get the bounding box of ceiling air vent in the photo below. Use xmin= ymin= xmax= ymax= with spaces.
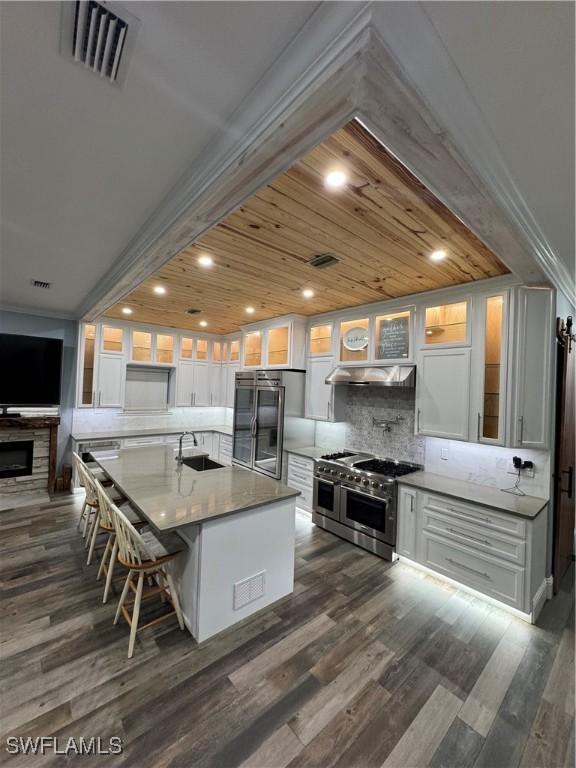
xmin=307 ymin=253 xmax=340 ymax=269
xmin=30 ymin=279 xmax=52 ymax=290
xmin=60 ymin=1 xmax=139 ymax=86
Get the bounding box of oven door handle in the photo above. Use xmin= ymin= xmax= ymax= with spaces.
xmin=341 ymin=484 xmax=391 ymax=503
xmin=315 ymin=477 xmax=340 ymax=488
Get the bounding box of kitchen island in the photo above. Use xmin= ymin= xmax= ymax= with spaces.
xmin=91 ymin=445 xmax=300 ymax=642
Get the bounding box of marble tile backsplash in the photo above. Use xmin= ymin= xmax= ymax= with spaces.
xmin=425 ymin=438 xmax=551 ymax=498
xmin=72 ymin=407 xmax=233 ymax=435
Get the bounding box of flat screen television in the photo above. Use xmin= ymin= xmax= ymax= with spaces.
xmin=0 ymin=333 xmax=63 ymax=408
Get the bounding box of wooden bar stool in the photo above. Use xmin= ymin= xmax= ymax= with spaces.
xmin=72 ymin=452 xmax=123 ymax=541
xmin=93 ymin=478 xmax=145 ymax=604
xmin=110 ymin=504 xmax=185 ymax=658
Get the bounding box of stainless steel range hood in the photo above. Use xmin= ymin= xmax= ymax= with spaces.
xmin=325 ymin=365 xmax=416 ymax=387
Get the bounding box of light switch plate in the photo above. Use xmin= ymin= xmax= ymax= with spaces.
xmin=440 ymin=447 xmax=449 ymax=461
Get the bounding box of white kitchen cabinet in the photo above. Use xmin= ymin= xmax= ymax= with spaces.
xmin=194 ymin=363 xmax=212 ymax=406
xmin=218 ymin=434 xmax=233 ymax=466
xmin=416 ymin=348 xmax=471 ymax=440
xmin=397 ymin=484 xmax=548 ymax=620
xmin=396 ymin=486 xmax=418 ymax=559
xmin=225 ymin=363 xmax=240 ymax=408
xmin=242 ymin=316 xmax=306 ymax=370
xmin=305 ymin=357 xmax=346 ymax=421
xmin=512 ymin=287 xmax=553 ymax=449
xmin=96 ymin=353 xmax=125 ymax=407
xmin=286 ymin=453 xmax=314 ymax=512
xmin=176 ymin=362 xmax=212 ymax=406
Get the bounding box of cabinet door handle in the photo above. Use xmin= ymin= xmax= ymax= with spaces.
xmin=326 ymin=402 xmax=330 ymax=420
xmin=518 ymin=416 xmax=524 ymax=444
xmin=447 ymin=527 xmax=492 ymax=546
xmin=446 ymin=557 xmax=490 ymax=579
xmin=410 ymin=495 xmax=414 ymax=513
xmin=477 ymin=413 xmax=481 ymax=441
xmin=561 ymin=467 xmax=574 ymax=499
xmin=92 ymin=391 xmax=95 ymax=407
xmin=98 ymin=391 xmax=102 ymax=407
xmin=416 ymin=408 xmax=421 ymax=432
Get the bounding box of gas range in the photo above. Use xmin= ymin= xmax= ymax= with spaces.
xmin=314 ymin=452 xmax=421 ymax=498
xmin=312 ymin=451 xmax=422 ymax=560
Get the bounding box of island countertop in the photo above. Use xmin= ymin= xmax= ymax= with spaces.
xmin=91 ymin=445 xmax=300 ymax=530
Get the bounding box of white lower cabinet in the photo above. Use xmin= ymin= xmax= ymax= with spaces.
xmin=396 ymin=484 xmax=547 ymax=619
xmin=396 ymin=486 xmax=418 ymax=559
xmin=218 ymin=434 xmax=232 ymax=466
xmin=416 ymin=348 xmax=471 ymax=440
xmin=286 ymin=453 xmax=314 ymax=512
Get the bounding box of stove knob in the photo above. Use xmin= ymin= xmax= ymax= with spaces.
xmin=347 ymin=474 xmax=354 ymax=480
xmin=371 ymin=481 xmax=379 ymax=488
xmin=354 ymin=475 xmax=361 ymax=482
xmin=339 ymin=472 xmax=345 ymax=478
xmin=362 ymin=479 xmax=370 ymax=486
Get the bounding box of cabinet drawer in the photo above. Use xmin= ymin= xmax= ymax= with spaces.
xmin=423 ymin=533 xmax=524 ymax=610
xmin=422 ymin=492 xmax=526 ymax=539
xmin=287 ymin=466 xmax=313 ymax=485
xmin=287 ymin=474 xmax=312 ymax=496
xmin=287 ymin=454 xmax=314 ymax=474
xmin=423 ymin=509 xmax=526 ymax=566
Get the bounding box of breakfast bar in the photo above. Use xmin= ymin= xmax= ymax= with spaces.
xmin=91 ymin=444 xmax=300 ymax=642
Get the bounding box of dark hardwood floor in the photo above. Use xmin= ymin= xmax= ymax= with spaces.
xmin=1 ymin=494 xmax=574 ymax=767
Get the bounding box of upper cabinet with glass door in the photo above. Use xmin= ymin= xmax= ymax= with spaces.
xmin=79 ymin=324 xmax=97 ymax=406
xmin=101 ymin=325 xmax=124 ymax=354
xmin=130 ymin=330 xmax=175 ymax=364
xmin=479 ymin=294 xmax=507 ymax=443
xmin=374 ymin=310 xmax=412 ymax=362
xmin=339 ymin=318 xmax=369 ymax=363
xmin=266 ymin=326 xmax=289 ymax=366
xmin=423 ymin=301 xmax=469 ymax=346
xmin=309 ymin=323 xmax=333 ymax=356
xmin=244 ymin=331 xmax=262 ymax=367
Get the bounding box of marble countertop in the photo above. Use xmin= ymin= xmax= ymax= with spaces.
xmin=283 ymin=444 xmax=335 ymax=460
xmin=398 ymin=471 xmax=548 ymax=519
xmin=91 ymin=445 xmax=299 ymax=530
xmin=72 ymin=424 xmax=233 ymax=441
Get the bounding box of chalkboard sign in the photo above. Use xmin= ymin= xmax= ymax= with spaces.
xmin=377 ymin=315 xmax=410 ymax=359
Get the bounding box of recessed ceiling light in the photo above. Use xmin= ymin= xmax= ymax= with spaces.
xmin=302 ymin=288 xmax=315 ymax=299
xmin=426 ymin=330 xmax=433 ymax=336
xmin=153 ymin=285 xmax=166 ymax=295
xmin=245 ymin=306 xmax=255 ymax=315
xmin=122 ymin=307 xmax=133 ymax=315
xmin=198 ymin=254 xmax=214 ymax=268
xmin=199 ymin=320 xmax=208 ymax=327
xmin=430 ymin=249 xmax=447 ymax=262
xmin=325 ymin=170 xmax=348 ymax=190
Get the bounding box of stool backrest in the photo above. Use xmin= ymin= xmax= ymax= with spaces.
xmin=72 ymin=451 xmax=85 ymax=486
xmin=108 ymin=503 xmax=157 ymax=567
xmin=75 ymin=456 xmax=99 ymax=506
xmin=94 ymin=478 xmax=115 ymax=529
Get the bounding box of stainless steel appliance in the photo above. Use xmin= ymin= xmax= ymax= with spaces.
xmin=312 ymin=452 xmax=421 ymax=559
xmin=232 ymin=369 xmax=305 ymax=480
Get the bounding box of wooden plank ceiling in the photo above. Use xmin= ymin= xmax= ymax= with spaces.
xmin=105 ymin=119 xmax=508 ymax=334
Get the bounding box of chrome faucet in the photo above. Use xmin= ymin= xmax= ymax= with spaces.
xmin=176 ymin=431 xmax=198 ymax=465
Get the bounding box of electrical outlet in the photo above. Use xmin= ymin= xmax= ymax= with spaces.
xmin=507 ymin=460 xmax=535 ymax=478
xmin=440 ymin=447 xmax=449 ymax=461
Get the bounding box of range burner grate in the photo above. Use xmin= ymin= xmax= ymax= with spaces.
xmin=353 ymin=458 xmax=417 ymax=477
xmin=320 ymin=451 xmax=356 ymax=461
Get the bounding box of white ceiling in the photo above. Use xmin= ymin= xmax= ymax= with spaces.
xmin=423 ymin=0 xmax=575 ymax=291
xmin=0 ymin=0 xmax=319 ymax=314
xmin=1 ymin=1 xmax=574 ymax=317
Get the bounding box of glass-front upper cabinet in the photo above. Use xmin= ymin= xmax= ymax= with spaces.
xmin=80 ymin=324 xmax=96 ymax=405
xmin=374 ymin=310 xmax=411 ymax=361
xmin=101 ymin=325 xmax=124 ymax=353
xmin=196 ymin=339 xmax=208 ymax=361
xmin=213 ymin=341 xmax=223 ymax=363
xmin=244 ymin=332 xmax=262 ymax=367
xmin=267 ymin=326 xmax=289 ymax=366
xmin=309 ymin=323 xmax=333 ymax=356
xmin=156 ymin=334 xmax=174 ymax=364
xmin=180 ymin=337 xmax=194 ymax=360
xmin=339 ymin=318 xmax=369 ymax=362
xmin=424 ymin=301 xmax=468 ymax=346
xmin=480 ymin=294 xmax=506 ymax=442
xmin=132 ymin=331 xmax=152 ymax=362
xmin=229 ymin=339 xmax=240 ymax=362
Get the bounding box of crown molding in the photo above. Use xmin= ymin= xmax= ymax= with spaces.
xmin=78 ymin=1 xmax=573 ymax=321
xmin=0 ymin=303 xmax=77 ymax=322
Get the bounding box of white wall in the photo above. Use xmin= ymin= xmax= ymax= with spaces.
xmin=72 ymin=406 xmax=232 ymax=436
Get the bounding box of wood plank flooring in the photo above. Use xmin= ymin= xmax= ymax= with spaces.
xmin=0 ymin=494 xmax=573 ymax=767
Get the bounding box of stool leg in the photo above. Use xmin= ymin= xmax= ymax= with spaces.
xmin=115 ymin=569 xmax=132 ymax=625
xmin=86 ymin=512 xmax=100 ymax=566
xmin=103 ymin=536 xmax=118 ymax=604
xmin=165 ymin=571 xmax=184 ymax=631
xmin=128 ymin=572 xmax=144 ymax=659
xmin=97 ymin=533 xmax=113 ymax=580
xmin=85 ymin=506 xmax=97 ymax=546
xmin=77 ymin=499 xmax=87 ymax=530
xmin=82 ymin=505 xmax=93 ymax=539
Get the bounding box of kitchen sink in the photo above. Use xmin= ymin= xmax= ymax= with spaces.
xmin=182 ymin=456 xmax=224 ymax=472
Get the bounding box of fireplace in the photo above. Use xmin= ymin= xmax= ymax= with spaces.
xmin=0 ymin=440 xmax=33 ymax=479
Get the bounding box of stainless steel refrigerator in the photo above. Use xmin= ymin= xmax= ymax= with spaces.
xmin=232 ymin=370 xmax=305 ymax=479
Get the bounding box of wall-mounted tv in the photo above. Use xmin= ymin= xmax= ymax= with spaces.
xmin=0 ymin=334 xmax=63 ymax=407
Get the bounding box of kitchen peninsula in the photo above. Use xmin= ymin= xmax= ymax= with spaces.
xmin=91 ymin=444 xmax=300 ymax=642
